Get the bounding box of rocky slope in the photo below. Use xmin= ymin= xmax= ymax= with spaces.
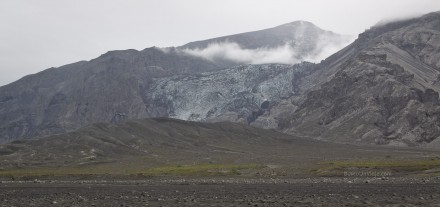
xmin=0 ymin=118 xmax=427 ymax=169
xmin=0 ymin=47 xmax=225 ymax=142
xmin=0 ymin=21 xmax=347 ymax=143
xmin=271 ymin=12 xmax=440 ymax=147
xmin=3 ymin=12 xmax=440 ymax=149
xmin=0 ymin=60 xmax=314 ymax=143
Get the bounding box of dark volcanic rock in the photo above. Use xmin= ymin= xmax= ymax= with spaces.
xmin=0 ymin=47 xmax=223 ymax=142
xmin=3 ymin=12 xmax=440 ymax=149
xmin=276 ymin=12 xmax=440 ymax=147
xmin=0 ymin=21 xmax=345 ymax=143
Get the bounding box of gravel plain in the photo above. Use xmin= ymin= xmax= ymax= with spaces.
xmin=1 ymin=177 xmax=440 ymax=206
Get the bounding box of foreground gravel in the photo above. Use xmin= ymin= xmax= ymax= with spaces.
xmin=1 ymin=177 xmax=440 ymax=206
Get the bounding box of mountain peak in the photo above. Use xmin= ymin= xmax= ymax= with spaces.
xmin=281 ymin=10 xmax=440 ymax=147
xmin=277 ymin=20 xmax=316 ymax=28
xmin=0 ymin=19 xmax=351 ymax=143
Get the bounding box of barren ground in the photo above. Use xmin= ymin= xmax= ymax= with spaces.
xmin=1 ymin=177 xmax=440 ymax=206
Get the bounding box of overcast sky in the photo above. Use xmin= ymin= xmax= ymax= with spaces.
xmin=1 ymin=0 xmax=440 ymax=86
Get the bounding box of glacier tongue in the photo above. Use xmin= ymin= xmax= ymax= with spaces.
xmin=145 ymin=63 xmax=314 ymax=125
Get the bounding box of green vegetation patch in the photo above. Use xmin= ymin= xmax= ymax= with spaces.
xmin=137 ymin=163 xmax=265 ymax=176
xmin=0 ymin=163 xmax=265 ymax=178
xmin=313 ymin=158 xmax=440 ymax=177
xmin=0 ymin=165 xmax=116 ymax=177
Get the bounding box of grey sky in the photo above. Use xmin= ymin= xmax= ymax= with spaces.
xmin=1 ymin=0 xmax=440 ymax=86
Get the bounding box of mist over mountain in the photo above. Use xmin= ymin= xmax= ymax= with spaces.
xmin=3 ymin=3 xmax=440 ymax=205
xmin=0 ymin=21 xmax=346 ymax=143
xmin=148 ymin=12 xmax=440 ymax=148
xmin=1 ymin=11 xmax=440 ymax=149
xmin=269 ymin=12 xmax=440 ymax=147
xmin=180 ymin=21 xmax=353 ymax=65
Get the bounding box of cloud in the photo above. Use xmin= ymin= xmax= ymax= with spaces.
xmin=303 ymin=35 xmax=355 ymax=63
xmin=182 ymin=42 xmax=299 ymax=65
xmin=182 ymin=38 xmax=354 ymax=65
xmin=374 ymin=12 xmax=426 ymax=27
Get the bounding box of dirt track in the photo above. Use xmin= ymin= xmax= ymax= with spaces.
xmin=1 ymin=178 xmax=440 ymax=206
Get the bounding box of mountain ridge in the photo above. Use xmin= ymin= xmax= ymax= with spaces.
xmin=0 ymin=20 xmax=348 ymax=142
xmin=0 ymin=117 xmax=432 ymax=169
xmin=269 ymin=11 xmax=440 ymax=147
xmin=2 ymin=12 xmax=440 ymax=148
xmin=179 ymin=20 xmax=350 ymax=50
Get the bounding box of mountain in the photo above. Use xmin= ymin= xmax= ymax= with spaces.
xmin=267 ymin=12 xmax=440 ymax=147
xmin=4 ymin=12 xmax=440 ymax=148
xmin=0 ymin=21 xmax=348 ymax=143
xmin=0 ymin=47 xmax=224 ymax=143
xmin=179 ymin=21 xmax=353 ymax=65
xmin=0 ymin=118 xmax=426 ymax=169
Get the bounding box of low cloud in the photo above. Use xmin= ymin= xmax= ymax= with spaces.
xmin=182 ymin=38 xmax=354 ymax=65
xmin=303 ymin=35 xmax=355 ymax=63
xmin=183 ymin=42 xmax=299 ymax=64
xmin=374 ymin=12 xmax=426 ymax=27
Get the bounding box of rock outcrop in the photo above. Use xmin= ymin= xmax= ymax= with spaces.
xmin=273 ymin=12 xmax=440 ymax=147
xmin=0 ymin=47 xmax=223 ymax=142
